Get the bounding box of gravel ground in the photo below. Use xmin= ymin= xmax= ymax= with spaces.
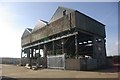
xmin=1 ymin=64 xmax=119 ymax=79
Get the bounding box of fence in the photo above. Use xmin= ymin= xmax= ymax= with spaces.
xmin=47 ymin=54 xmax=65 ymax=69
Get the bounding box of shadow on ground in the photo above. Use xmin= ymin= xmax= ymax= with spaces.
xmin=90 ymin=66 xmax=120 ymax=73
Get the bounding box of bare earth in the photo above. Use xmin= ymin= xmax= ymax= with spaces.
xmin=1 ymin=64 xmax=119 ymax=79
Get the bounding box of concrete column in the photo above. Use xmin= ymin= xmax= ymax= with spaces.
xmin=27 ymin=48 xmax=30 ymax=58
xmin=31 ymin=48 xmax=33 ymax=58
xmin=53 ymin=41 xmax=55 ymax=55
xmin=93 ymin=36 xmax=106 ymax=68
xmin=75 ymin=35 xmax=78 ymax=59
xmin=38 ymin=45 xmax=40 ymax=56
xmin=44 ymin=44 xmax=47 ymax=57
xmin=61 ymin=39 xmax=64 ymax=54
xmin=43 ymin=44 xmax=47 ymax=68
xmin=33 ymin=48 xmax=36 ymax=58
xmin=100 ymin=37 xmax=107 ymax=66
xmin=93 ymin=36 xmax=97 ymax=58
xmin=26 ymin=48 xmax=31 ymax=65
xmin=35 ymin=49 xmax=36 ymax=54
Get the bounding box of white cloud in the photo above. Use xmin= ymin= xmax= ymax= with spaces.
xmin=106 ymin=40 xmax=118 ymax=56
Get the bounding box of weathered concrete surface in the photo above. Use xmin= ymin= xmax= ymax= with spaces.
xmin=1 ymin=64 xmax=119 ymax=78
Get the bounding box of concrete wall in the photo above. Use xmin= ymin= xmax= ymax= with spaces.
xmin=65 ymin=58 xmax=97 ymax=71
xmin=21 ymin=12 xmax=76 ymax=46
xmin=0 ymin=58 xmax=21 ymax=64
xmin=75 ymin=11 xmax=106 ymax=37
xmin=21 ymin=35 xmax=31 ymax=46
xmin=80 ymin=59 xmax=97 ymax=70
xmin=31 ymin=12 xmax=76 ymax=42
xmin=66 ymin=59 xmax=80 ymax=70
xmin=86 ymin=59 xmax=97 ymax=70
xmin=21 ymin=11 xmax=106 ymax=47
xmin=92 ymin=36 xmax=106 ymax=67
xmin=106 ymin=58 xmax=113 ymax=67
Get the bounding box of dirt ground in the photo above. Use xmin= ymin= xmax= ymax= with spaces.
xmin=0 ymin=64 xmax=119 ymax=79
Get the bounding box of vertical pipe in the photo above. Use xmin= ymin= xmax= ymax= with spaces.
xmin=75 ymin=35 xmax=78 ymax=59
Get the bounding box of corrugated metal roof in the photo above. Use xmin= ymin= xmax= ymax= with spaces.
xmin=49 ymin=6 xmax=75 ymax=23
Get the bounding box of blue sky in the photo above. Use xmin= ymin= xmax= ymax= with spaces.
xmin=0 ymin=2 xmax=118 ymax=58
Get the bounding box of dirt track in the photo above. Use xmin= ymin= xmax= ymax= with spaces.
xmin=1 ymin=64 xmax=119 ymax=79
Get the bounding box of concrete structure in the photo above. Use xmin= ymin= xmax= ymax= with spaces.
xmin=21 ymin=6 xmax=106 ymax=70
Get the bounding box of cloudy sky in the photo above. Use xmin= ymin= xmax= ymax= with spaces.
xmin=0 ymin=2 xmax=118 ymax=58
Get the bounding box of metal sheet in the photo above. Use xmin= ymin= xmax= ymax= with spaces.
xmin=47 ymin=54 xmax=65 ymax=69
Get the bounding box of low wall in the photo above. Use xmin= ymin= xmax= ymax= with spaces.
xmin=106 ymin=58 xmax=113 ymax=67
xmin=80 ymin=58 xmax=97 ymax=70
xmin=86 ymin=59 xmax=97 ymax=70
xmin=66 ymin=59 xmax=80 ymax=70
xmin=0 ymin=57 xmax=21 ymax=64
xmin=65 ymin=58 xmax=97 ymax=71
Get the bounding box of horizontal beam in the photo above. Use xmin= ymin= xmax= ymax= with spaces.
xmin=23 ymin=32 xmax=78 ymax=49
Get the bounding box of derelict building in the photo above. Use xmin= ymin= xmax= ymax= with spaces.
xmin=21 ymin=6 xmax=106 ymax=70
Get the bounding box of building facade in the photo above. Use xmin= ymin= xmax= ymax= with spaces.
xmin=21 ymin=6 xmax=106 ymax=70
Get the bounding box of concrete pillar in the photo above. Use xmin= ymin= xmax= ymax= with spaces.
xmin=35 ymin=49 xmax=36 ymax=54
xmin=53 ymin=41 xmax=55 ymax=55
xmin=25 ymin=48 xmax=30 ymax=65
xmin=75 ymin=35 xmax=78 ymax=59
xmin=27 ymin=48 xmax=30 ymax=58
xmin=93 ymin=36 xmax=106 ymax=68
xmin=93 ymin=36 xmax=97 ymax=58
xmin=61 ymin=39 xmax=64 ymax=54
xmin=100 ymin=37 xmax=107 ymax=66
xmin=44 ymin=44 xmax=47 ymax=57
xmin=31 ymin=48 xmax=33 ymax=58
xmin=38 ymin=45 xmax=40 ymax=56
xmin=43 ymin=44 xmax=47 ymax=68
